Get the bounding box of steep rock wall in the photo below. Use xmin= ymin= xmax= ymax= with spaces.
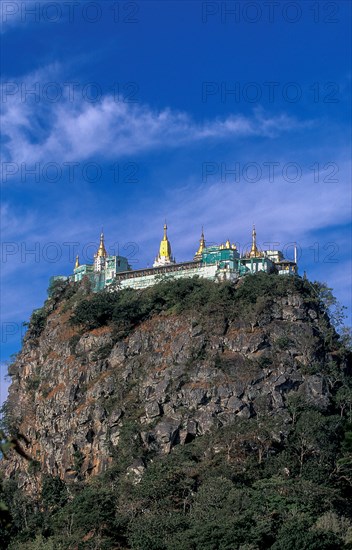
xmin=2 ymin=282 xmax=334 ymax=493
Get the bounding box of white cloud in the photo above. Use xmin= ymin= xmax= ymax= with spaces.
xmin=151 ymin=161 xmax=351 ymax=247
xmin=1 ymin=66 xmax=313 ymax=168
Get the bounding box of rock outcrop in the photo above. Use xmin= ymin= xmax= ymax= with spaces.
xmin=2 ymin=278 xmax=338 ymax=494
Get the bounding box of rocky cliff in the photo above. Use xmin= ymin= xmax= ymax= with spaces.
xmin=2 ymin=274 xmax=346 ymax=497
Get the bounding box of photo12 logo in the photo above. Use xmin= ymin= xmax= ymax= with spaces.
xmin=201 ymin=2 xmax=340 ymax=24
xmin=1 ymin=240 xmax=140 ymax=266
xmin=1 ymin=161 xmax=140 ymax=184
xmin=201 ymin=161 xmax=339 ymax=184
xmin=201 ymin=81 xmax=340 ymax=104
xmin=1 ymin=322 xmax=26 ymax=344
xmin=1 ymin=81 xmax=140 ymax=104
xmin=1 ymin=2 xmax=140 ymax=24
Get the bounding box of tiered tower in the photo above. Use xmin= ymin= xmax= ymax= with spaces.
xmin=194 ymin=228 xmax=206 ymax=260
xmin=153 ymin=223 xmax=176 ymax=267
xmin=248 ymin=224 xmax=262 ymax=258
xmin=94 ymin=232 xmax=107 ymax=272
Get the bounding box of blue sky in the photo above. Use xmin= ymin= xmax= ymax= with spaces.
xmin=1 ymin=0 xmax=351 ymax=404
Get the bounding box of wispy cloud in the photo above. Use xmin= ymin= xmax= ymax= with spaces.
xmin=1 ymin=66 xmax=313 ymax=167
xmin=160 ymin=181 xmax=350 ymax=259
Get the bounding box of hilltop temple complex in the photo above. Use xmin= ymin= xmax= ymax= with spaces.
xmin=53 ymin=224 xmax=298 ymax=293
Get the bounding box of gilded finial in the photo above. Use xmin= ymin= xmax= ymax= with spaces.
xmin=252 ymin=223 xmax=256 ymax=242
xmin=249 ymin=224 xmax=260 ymax=258
xmin=194 ymin=226 xmax=206 ymax=259
xmin=155 ymin=222 xmax=172 ymax=263
xmin=97 ymin=230 xmax=107 ymax=257
xmin=74 ymin=254 xmax=80 ymax=269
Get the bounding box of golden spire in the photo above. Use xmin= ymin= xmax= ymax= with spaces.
xmin=158 ymin=222 xmax=172 ymax=260
xmin=97 ymin=231 xmax=107 ymax=257
xmin=74 ymin=254 xmax=80 ymax=269
xmin=225 ymin=238 xmax=231 ymax=249
xmin=249 ymin=224 xmax=260 ymax=258
xmin=194 ymin=227 xmax=206 ymax=258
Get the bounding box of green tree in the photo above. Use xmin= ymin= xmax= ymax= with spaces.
xmin=289 ymin=410 xmax=341 ymax=479
xmin=272 ymin=518 xmax=342 ymax=550
xmin=336 ymin=386 xmax=352 ymax=422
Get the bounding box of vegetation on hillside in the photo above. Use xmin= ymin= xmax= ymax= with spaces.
xmin=69 ymin=273 xmax=344 ymax=336
xmin=1 ymin=407 xmax=352 ymax=549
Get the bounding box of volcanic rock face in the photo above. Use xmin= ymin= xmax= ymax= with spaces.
xmin=3 ymin=282 xmax=332 ymax=493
